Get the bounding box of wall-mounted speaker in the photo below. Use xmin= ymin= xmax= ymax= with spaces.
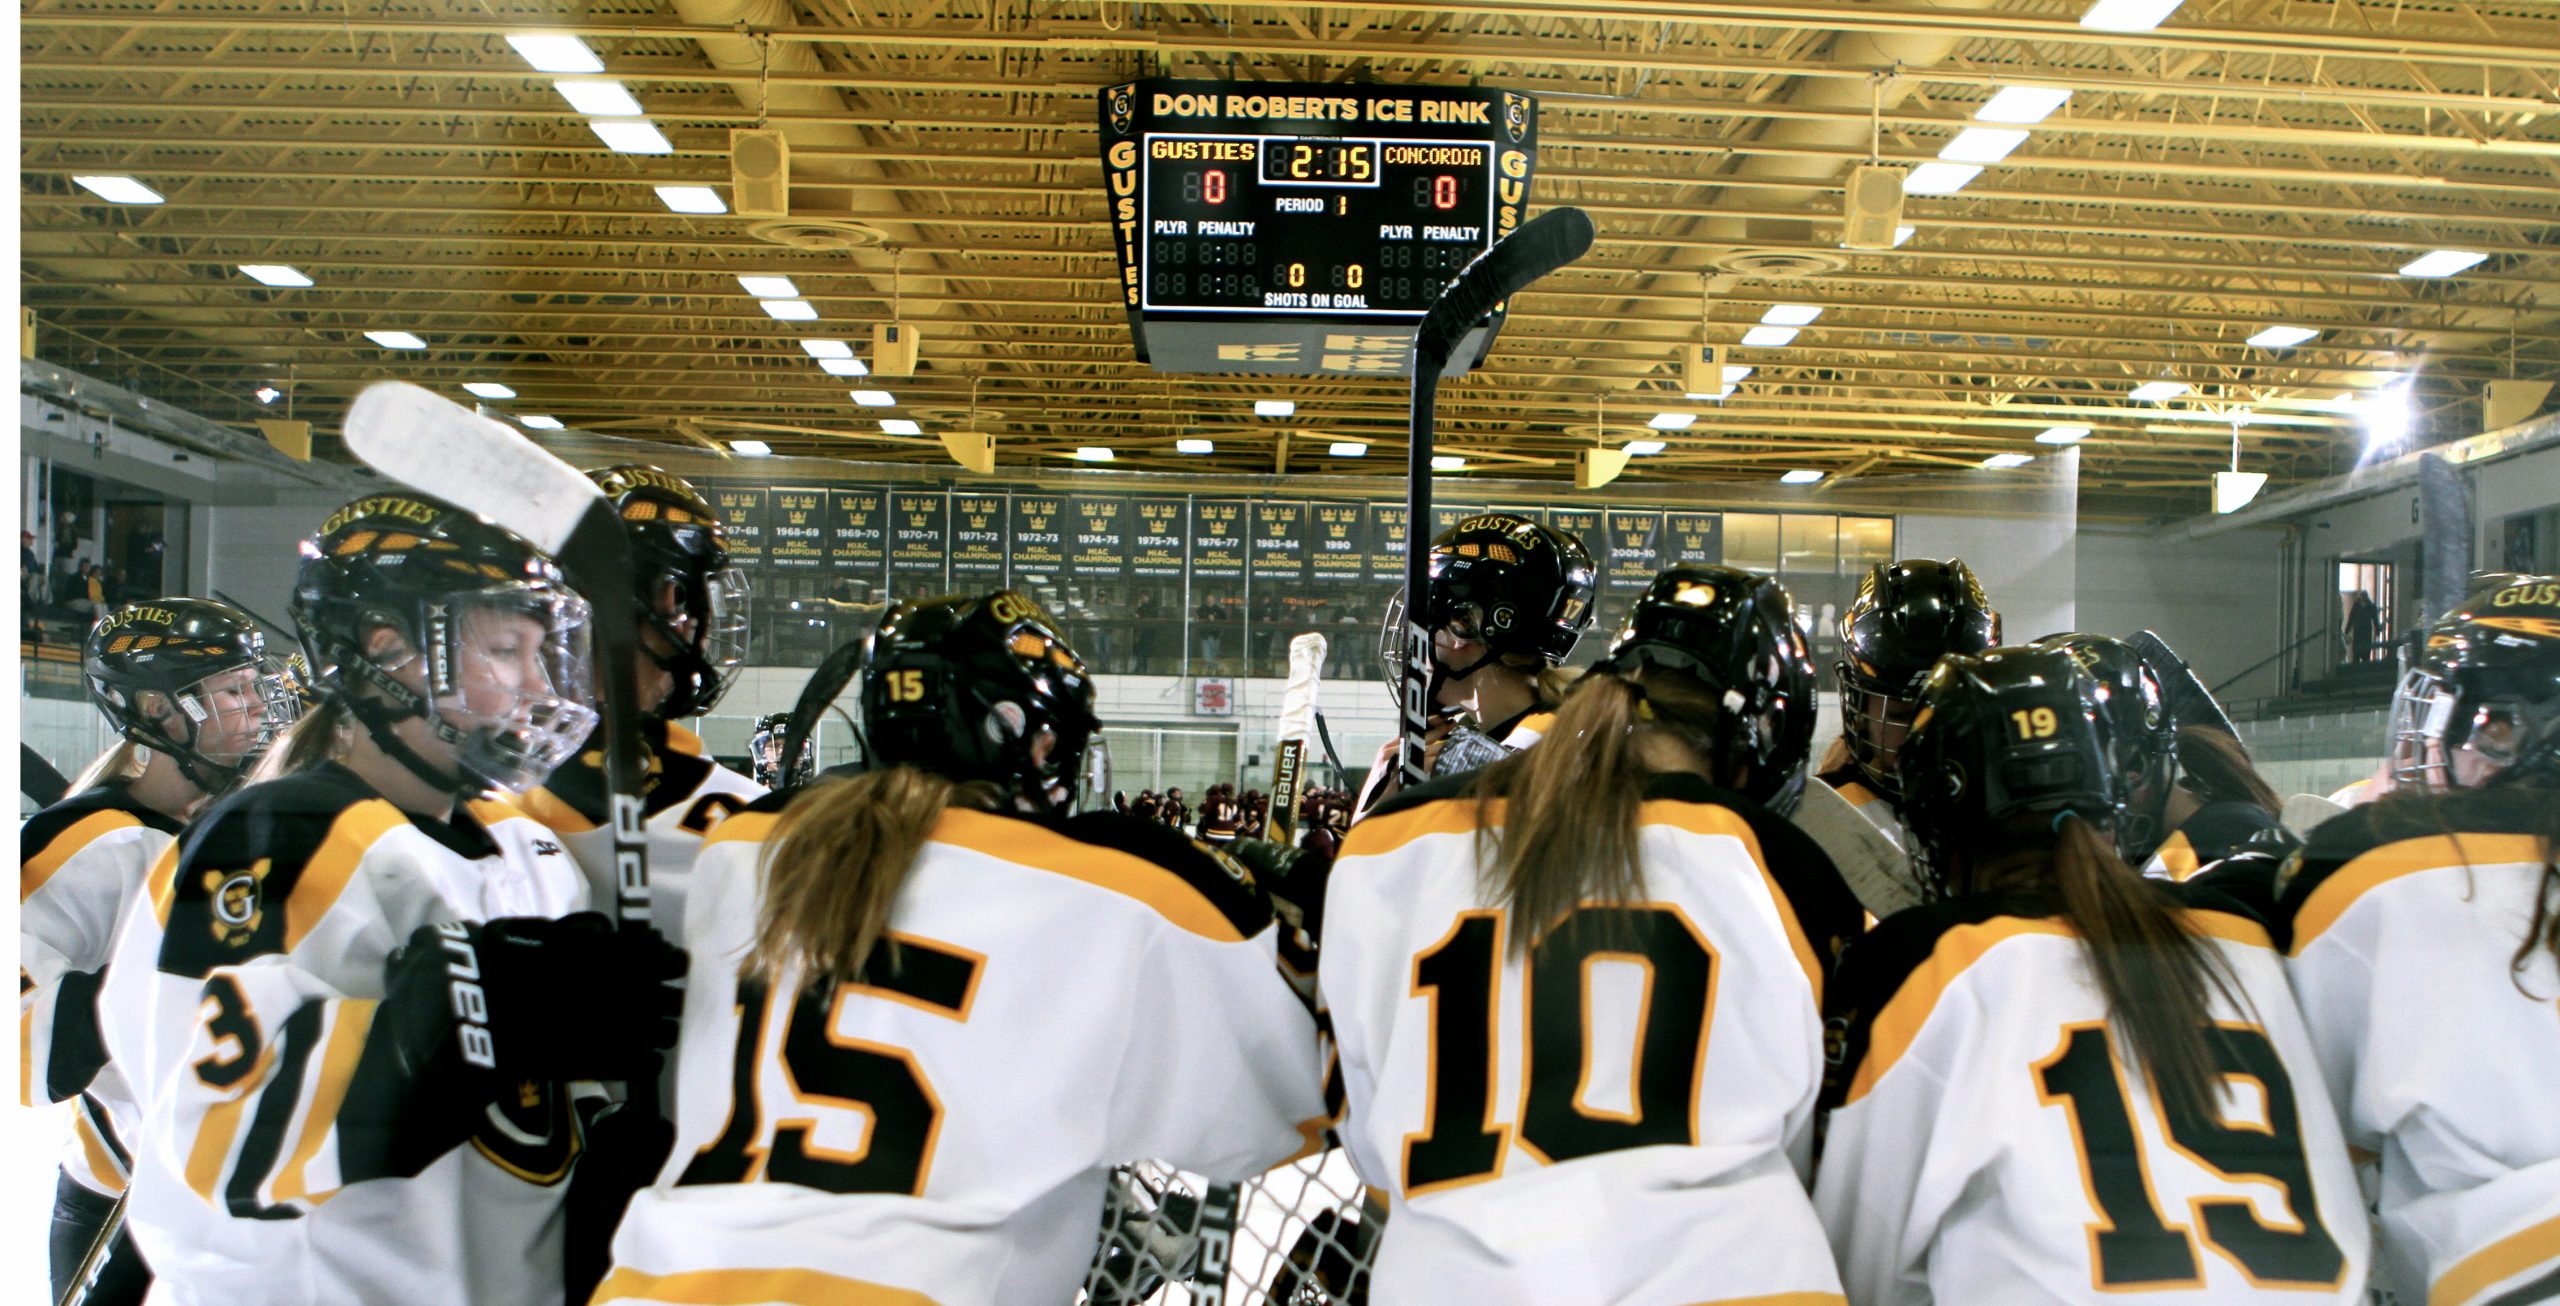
xmin=1682 ymin=343 xmax=1726 ymax=396
xmin=1841 ymin=164 xmax=1906 ymax=251
xmin=730 ymin=129 xmax=790 ymax=218
xmin=874 ymin=321 xmax=919 ymax=377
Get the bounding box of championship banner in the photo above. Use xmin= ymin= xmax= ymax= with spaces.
xmin=826 ymin=486 xmax=890 ymax=584
xmin=888 ymin=488 xmax=950 ymax=588
xmin=950 ymin=493 xmax=1007 ymax=577
xmin=1547 ymin=506 xmax=1602 ymax=557
xmin=1308 ymin=500 xmax=1365 ymax=578
xmin=1363 ymin=501 xmax=1408 ymax=584
xmin=1132 ymin=496 xmax=1188 ymax=578
xmin=1665 ymin=510 xmax=1723 ymax=565
xmin=1070 ymin=495 xmax=1133 ymax=577
xmin=1429 ymin=501 xmax=1486 ymax=540
xmin=1249 ymin=499 xmax=1308 ymax=582
xmin=1604 ymin=508 xmax=1665 ymax=586
xmin=1008 ymin=493 xmax=1068 ymax=574
xmin=706 ymin=485 xmax=769 ymax=565
xmin=1190 ymin=497 xmax=1249 ymax=581
xmin=768 ymin=488 xmax=826 ymax=570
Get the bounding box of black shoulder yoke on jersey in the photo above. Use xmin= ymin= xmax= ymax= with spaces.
xmin=2172 ymin=800 xmax=2285 ymax=867
xmin=22 ymin=782 xmax=186 ymax=868
xmin=1059 ymin=808 xmax=1276 ymax=940
xmin=2273 ymin=783 xmax=2555 ymax=950
xmin=1821 ymin=880 xmax=2267 ymax=1111
xmin=160 ymin=763 xmax=499 ymax=979
xmin=533 ymin=719 xmax=713 ymax=826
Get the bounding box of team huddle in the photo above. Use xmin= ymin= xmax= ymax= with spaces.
xmin=22 ymin=476 xmax=2560 ymax=1305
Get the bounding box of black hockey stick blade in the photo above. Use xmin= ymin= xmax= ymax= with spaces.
xmin=2127 ymin=629 xmax=2242 ymax=746
xmin=23 ymin=742 xmax=71 ymax=807
xmin=782 ymin=632 xmax=876 ymax=790
xmin=1399 ymin=208 xmax=1597 ymax=786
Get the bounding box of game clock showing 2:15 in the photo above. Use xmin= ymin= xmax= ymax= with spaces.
xmin=1143 ymin=135 xmax=1495 ymax=315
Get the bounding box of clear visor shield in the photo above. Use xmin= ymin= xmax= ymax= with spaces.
xmin=2389 ymin=667 xmax=2523 ymax=792
xmin=701 ymin=566 xmax=751 ymax=669
xmin=431 ymin=586 xmax=600 ymax=793
xmin=171 ymin=657 xmax=304 ymax=766
xmin=1842 ymin=687 xmax=1923 ymax=790
xmin=1377 ymin=587 xmax=1410 ymax=708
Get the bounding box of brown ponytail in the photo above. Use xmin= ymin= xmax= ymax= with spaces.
xmin=1468 ymin=668 xmax=1726 ymax=956
xmin=2175 ymin=726 xmax=2280 ymax=815
xmin=2047 ymin=814 xmax=2244 ymax=1120
xmin=745 ymin=767 xmax=1000 ymax=986
xmin=242 ymin=698 xmax=352 ymax=786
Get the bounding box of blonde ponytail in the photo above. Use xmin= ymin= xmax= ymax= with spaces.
xmin=242 ymin=698 xmax=352 ymax=786
xmin=65 ymin=740 xmax=150 ymax=795
xmin=746 ymin=768 xmax=1000 ymax=986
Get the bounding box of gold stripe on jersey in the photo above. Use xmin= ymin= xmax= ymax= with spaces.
xmin=2287 ymin=833 xmax=2546 ymax=956
xmin=18 ymin=1002 xmax=31 ymax=1107
xmin=466 ymin=795 xmax=533 ymax=827
xmin=1341 ymin=795 xmax=1494 ymax=856
xmin=593 ymin=1265 xmax=943 ymax=1305
xmin=270 ymin=1001 xmax=376 ymax=1206
xmin=702 ymin=809 xmax=777 ymax=851
xmin=148 ymin=843 xmax=181 ymax=926
xmin=1846 ymin=911 xmax=2272 ymax=1105
xmin=935 ymin=809 xmax=1247 ymax=942
xmin=2153 ymin=830 xmax=2202 ymax=881
xmin=665 ymin=722 xmax=707 ymax=757
xmin=187 ymin=1066 xmax=261 ymax=1202
xmin=1501 ymin=711 xmax=1557 ymax=745
xmin=1836 ymin=781 xmax=1882 ymax=810
xmin=74 ymin=1103 xmax=128 ymax=1192
xmin=22 ymin=808 xmax=144 ymax=900
xmin=2430 ymin=1210 xmax=2560 ymax=1306
xmin=283 ymin=800 xmax=410 ymax=951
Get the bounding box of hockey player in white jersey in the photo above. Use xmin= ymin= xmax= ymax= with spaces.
xmin=95 ymin=494 xmax=685 ymax=1306
xmin=1816 ymin=558 xmax=2001 ymax=848
xmin=2275 ymin=574 xmax=2560 ymax=1304
xmin=594 ymin=591 xmax=1327 ymax=1304
xmin=23 ymin=597 xmax=297 ymax=1304
xmin=1325 ymin=565 xmax=1865 ymax=1306
xmin=521 ymin=464 xmax=762 ymax=940
xmin=1815 ymin=646 xmax=2367 ymax=1304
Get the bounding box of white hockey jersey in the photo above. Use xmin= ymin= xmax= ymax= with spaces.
xmin=594 ymin=798 xmax=1329 ymax=1305
xmin=519 ymin=718 xmax=765 ymax=942
xmin=2276 ymin=789 xmax=2560 ymax=1305
xmin=1320 ymin=771 xmax=1866 ymax=1306
xmin=21 ymin=782 xmax=187 ymax=1196
xmin=1814 ymin=885 xmax=2369 ymax=1305
xmin=97 ymin=761 xmax=591 ymax=1306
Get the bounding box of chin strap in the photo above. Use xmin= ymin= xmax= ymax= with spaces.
xmin=131 ymin=723 xmax=246 ymax=799
xmin=342 ymin=656 xmax=477 ymax=798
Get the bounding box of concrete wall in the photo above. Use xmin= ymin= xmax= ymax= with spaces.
xmin=2074 ymin=522 xmax=2285 ymax=693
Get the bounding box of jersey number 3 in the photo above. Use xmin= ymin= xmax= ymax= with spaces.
xmin=677 ymin=936 xmax=982 ymax=1196
xmin=1404 ymin=904 xmax=1716 ymax=1196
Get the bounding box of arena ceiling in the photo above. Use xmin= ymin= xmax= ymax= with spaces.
xmin=20 ymin=0 xmax=2560 ymax=518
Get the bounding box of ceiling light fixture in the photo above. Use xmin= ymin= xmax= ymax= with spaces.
xmin=818 ymin=358 xmax=869 ymax=376
xmin=71 ymin=175 xmax=164 ymax=204
xmin=1976 ymin=86 xmax=2073 ymax=124
xmin=254 ymin=386 xmax=282 ymax=405
xmin=1176 ymin=438 xmax=1215 ymax=454
xmin=237 ymin=264 xmax=313 ymax=287
xmin=2396 ymin=250 xmax=2487 ymax=278
xmin=880 ymin=419 xmax=922 ymax=436
xmin=2080 ymin=0 xmax=2183 ymax=31
xmin=1648 ymin=412 xmax=1698 ymax=430
xmin=850 ymin=389 xmax=895 ymax=406
xmin=737 ymin=275 xmax=800 ymax=299
xmin=1938 ymin=127 xmax=2031 ymax=164
xmin=760 ymin=299 xmax=819 ymax=321
xmin=462 ymin=382 xmax=517 ymax=399
xmin=1760 ymin=304 xmax=1823 ymax=326
xmin=1329 ymin=442 xmax=1368 ymax=457
xmin=363 ymin=330 xmax=427 ymax=349
xmin=1740 ymin=326 xmax=1800 ymax=348
xmin=1254 ymin=399 xmax=1296 ymax=417
xmin=729 ymin=439 xmax=772 ymax=456
xmin=1903 ymin=162 xmax=1983 ymax=195
xmin=1624 ymin=440 xmax=1668 ymax=455
xmin=519 ymin=415 xmax=564 ymax=429
xmin=1982 ymin=453 xmax=2035 ymax=469
xmin=2247 ymin=325 xmax=2319 ymax=350
xmin=591 ymin=121 xmax=673 ymax=155
xmin=799 ymin=338 xmax=853 ymax=358
xmin=505 ymin=32 xmax=604 ymax=73
xmin=1780 ymin=469 xmax=1825 ymax=484
xmin=1432 ymin=456 xmax=1467 ymax=471
xmin=1892 ymin=224 xmax=1917 ymax=247
xmin=2129 ymin=380 xmax=2190 ymax=402
xmin=2036 ymin=425 xmax=2091 ymax=444
xmin=552 ymin=79 xmax=643 ymax=117
xmin=653 ymin=185 xmax=726 ymax=214
xmin=1073 ymin=446 xmax=1114 ymax=462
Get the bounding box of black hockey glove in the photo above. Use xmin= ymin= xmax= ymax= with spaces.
xmin=566 ymin=1096 xmax=677 ymax=1305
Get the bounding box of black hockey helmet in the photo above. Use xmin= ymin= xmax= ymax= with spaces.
xmin=1898 ymin=647 xmax=2123 ymax=900
xmin=584 ymin=465 xmax=750 ymax=718
xmin=748 ymin=711 xmax=810 ymax=790
xmin=2032 ymin=632 xmax=2178 ymax=863
xmin=83 ymin=598 xmax=301 ymax=794
xmin=2389 ymin=573 xmax=2560 ymax=791
xmin=860 ymin=590 xmax=1103 ymax=817
xmin=1836 ymin=557 xmax=2001 ymax=796
xmin=1381 ymin=513 xmax=1597 ymax=696
xmin=291 ymin=493 xmax=597 ymax=796
xmin=1592 ymin=565 xmax=1821 ymax=815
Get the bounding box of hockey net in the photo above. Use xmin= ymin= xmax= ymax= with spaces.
xmin=1079 ymin=1149 xmax=1382 ymax=1305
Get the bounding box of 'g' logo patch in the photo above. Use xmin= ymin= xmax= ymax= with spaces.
xmin=202 ymin=858 xmax=274 ymax=947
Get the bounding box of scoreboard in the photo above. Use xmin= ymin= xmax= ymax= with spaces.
xmin=1100 ymin=79 xmax=1540 ymax=377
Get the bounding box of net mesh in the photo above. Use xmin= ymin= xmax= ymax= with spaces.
xmin=1079 ymin=1150 xmax=1381 ymax=1305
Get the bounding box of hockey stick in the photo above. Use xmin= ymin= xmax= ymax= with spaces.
xmin=1399 ymin=208 xmax=1596 ymax=787
xmin=24 ymin=741 xmax=71 ymax=806
xmin=343 ymin=382 xmax=654 ymax=936
xmin=1266 ymin=632 xmax=1328 ymax=847
xmin=1791 ymin=778 xmax=1922 ymax=918
xmin=55 ymin=1190 xmax=126 ymax=1306
xmin=2127 ymin=630 xmax=2242 ymax=747
xmin=780 ymin=633 xmax=875 ymax=789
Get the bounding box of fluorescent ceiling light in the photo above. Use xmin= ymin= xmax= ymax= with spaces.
xmin=364 ymin=330 xmax=427 ymax=349
xmin=505 ymin=32 xmax=603 ymax=73
xmin=1976 ymin=86 xmax=2073 ymax=124
xmin=254 ymin=386 xmax=282 ymax=405
xmin=71 ymin=175 xmax=164 ymax=204
xmin=462 ymin=382 xmax=517 ymax=399
xmin=1760 ymin=304 xmax=1823 ymax=327
xmin=2213 ymin=471 xmax=2269 ymax=514
xmin=850 ymin=389 xmax=895 ymax=406
xmin=760 ymin=299 xmax=819 ymax=321
xmin=237 ymin=264 xmax=312 ymax=287
xmin=1073 ymin=446 xmax=1114 ymax=462
xmin=1982 ymin=453 xmax=2035 ymax=469
xmin=737 ymin=275 xmax=800 ymax=299
xmin=1624 ymin=440 xmax=1668 ymax=456
xmin=2035 ymin=425 xmax=2091 ymax=444
xmin=553 ymin=79 xmax=642 ymax=117
xmin=728 ymin=439 xmax=772 ymax=456
xmin=1892 ymin=224 xmax=1916 ymax=247
xmin=1254 ymin=399 xmax=1296 ymax=417
xmin=1740 ymin=326 xmax=1801 ymax=348
xmin=2080 ymin=0 xmax=2183 ymax=31
xmin=2397 ymin=249 xmax=2487 ymax=279
xmin=2247 ymin=325 xmax=2319 ymax=350
xmin=818 ymin=357 xmax=869 ymax=376
xmin=1939 ymin=127 xmax=2031 ymax=164
xmin=2129 ymin=380 xmax=2189 ymax=402
xmin=799 ymin=338 xmax=853 ymax=358
xmin=880 ymin=419 xmax=921 ymax=436
xmin=1432 ymin=456 xmax=1467 ymax=471
xmin=590 ymin=120 xmax=672 ymax=155
xmin=1903 ymin=162 xmax=1983 ymax=195
xmin=1648 ymin=411 xmax=1698 ymax=430
xmin=1724 ymin=364 xmax=1755 ymax=384
xmin=1176 ymin=438 xmax=1215 ymax=454
xmin=1328 ymin=442 xmax=1368 ymax=457
xmin=519 ymin=415 xmax=564 ymax=429
xmin=1780 ymin=469 xmax=1825 ymax=484
xmin=654 ymin=185 xmax=726 ymax=214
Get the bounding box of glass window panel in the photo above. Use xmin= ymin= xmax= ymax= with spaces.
xmin=1724 ymin=512 xmax=1780 ymax=573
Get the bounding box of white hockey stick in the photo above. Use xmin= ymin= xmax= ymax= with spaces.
xmin=1266 ymin=632 xmax=1327 ymax=848
xmin=1792 ymin=777 xmax=1922 ymax=918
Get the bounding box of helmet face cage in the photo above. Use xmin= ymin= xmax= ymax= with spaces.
xmin=589 ymin=465 xmax=750 ymax=718
xmin=2389 ymin=576 xmax=2560 ymax=793
xmin=1836 ymin=559 xmax=2001 ymax=797
xmin=84 ymin=600 xmax=303 ymax=792
xmin=860 ymin=593 xmax=1102 ymax=817
xmin=1898 ymin=650 xmax=2124 ymax=902
xmin=403 ymin=583 xmax=601 ymax=794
